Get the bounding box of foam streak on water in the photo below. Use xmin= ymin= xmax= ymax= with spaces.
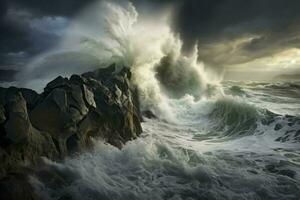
xmin=31 ymin=81 xmax=300 ymax=200
xmin=7 ymin=1 xmax=299 ymax=199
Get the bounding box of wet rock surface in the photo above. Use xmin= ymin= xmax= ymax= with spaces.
xmin=0 ymin=64 xmax=142 ymax=198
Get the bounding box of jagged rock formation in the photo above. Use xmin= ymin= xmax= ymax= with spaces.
xmin=0 ymin=64 xmax=142 ymax=199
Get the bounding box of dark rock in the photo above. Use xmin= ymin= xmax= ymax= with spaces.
xmin=4 ymin=91 xmax=30 ymax=143
xmin=0 ymin=87 xmax=59 ymax=177
xmin=82 ymin=85 xmax=96 ymax=108
xmin=30 ymin=65 xmax=143 ymax=155
xmin=0 ymin=64 xmax=143 ymax=197
xmin=44 ymin=76 xmax=69 ymax=93
xmin=69 ymin=74 xmax=87 ymax=85
xmin=82 ymin=63 xmax=116 ymax=82
xmin=30 ymin=88 xmax=70 ymax=138
xmin=19 ymin=88 xmax=40 ymax=110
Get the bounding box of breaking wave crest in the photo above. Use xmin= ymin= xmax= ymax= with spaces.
xmin=208 ymin=99 xmax=300 ymax=141
xmin=31 ymin=136 xmax=300 ymax=200
xmin=11 ymin=1 xmax=299 ymax=199
xmin=17 ymin=0 xmax=221 ymax=119
xmin=208 ymin=98 xmax=260 ymax=137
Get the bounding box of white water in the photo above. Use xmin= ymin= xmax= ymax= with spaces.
xmin=30 ymin=80 xmax=300 ymax=200
xmin=16 ymin=0 xmax=221 ymax=119
xmin=10 ymin=1 xmax=299 ymax=199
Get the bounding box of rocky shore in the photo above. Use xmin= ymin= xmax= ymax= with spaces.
xmin=0 ymin=64 xmax=142 ymax=199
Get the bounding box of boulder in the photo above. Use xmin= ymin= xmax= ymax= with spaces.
xmin=29 ymin=65 xmax=141 ymax=155
xmin=0 ymin=89 xmax=58 ymax=180
xmin=82 ymin=63 xmax=116 ymax=82
xmin=30 ymin=88 xmax=69 ymax=137
xmin=0 ymin=64 xmax=142 ymax=195
xmin=44 ymin=76 xmax=69 ymax=93
xmin=20 ymin=88 xmax=40 ymax=110
xmin=4 ymin=90 xmax=31 ymax=143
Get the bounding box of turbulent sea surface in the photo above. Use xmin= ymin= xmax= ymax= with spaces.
xmin=5 ymin=1 xmax=298 ymax=199
xmin=31 ymin=81 xmax=300 ymax=200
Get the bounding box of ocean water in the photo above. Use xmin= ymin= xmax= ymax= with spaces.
xmin=30 ymin=81 xmax=300 ymax=200
xmin=4 ymin=1 xmax=298 ymax=199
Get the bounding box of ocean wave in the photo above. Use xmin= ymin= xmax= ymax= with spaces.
xmin=264 ymin=82 xmax=300 ymax=90
xmin=226 ymin=85 xmax=248 ymax=97
xmin=30 ymin=137 xmax=300 ymax=200
xmin=192 ymin=97 xmax=300 ymax=142
xmin=207 ymin=98 xmax=259 ymax=137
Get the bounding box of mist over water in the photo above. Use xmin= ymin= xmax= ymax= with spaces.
xmin=31 ymin=83 xmax=300 ymax=199
xmin=15 ymin=0 xmax=221 ymax=118
xmin=8 ymin=1 xmax=300 ymax=199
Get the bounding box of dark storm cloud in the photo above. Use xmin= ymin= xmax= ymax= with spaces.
xmin=129 ymin=0 xmax=300 ymax=68
xmin=0 ymin=0 xmax=76 ymax=70
xmin=8 ymin=0 xmax=96 ymax=16
xmin=0 ymin=0 xmax=95 ymax=48
xmin=169 ymin=0 xmax=300 ymax=67
xmin=173 ymin=0 xmax=300 ymax=42
xmin=0 ymin=1 xmax=32 ymax=70
xmin=1 ymin=0 xmax=300 ymax=71
xmin=0 ymin=0 xmax=7 ymax=18
xmin=0 ymin=0 xmax=96 ymax=59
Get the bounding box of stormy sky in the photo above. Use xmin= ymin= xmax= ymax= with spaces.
xmin=1 ymin=0 xmax=300 ymax=80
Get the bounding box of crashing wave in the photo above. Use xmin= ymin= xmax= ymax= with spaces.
xmin=210 ymin=102 xmax=300 ymax=143
xmin=10 ymin=2 xmax=299 ymax=199
xmin=16 ymin=1 xmax=221 ymax=120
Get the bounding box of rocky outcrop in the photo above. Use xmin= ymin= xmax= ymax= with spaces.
xmin=0 ymin=64 xmax=142 ymax=197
